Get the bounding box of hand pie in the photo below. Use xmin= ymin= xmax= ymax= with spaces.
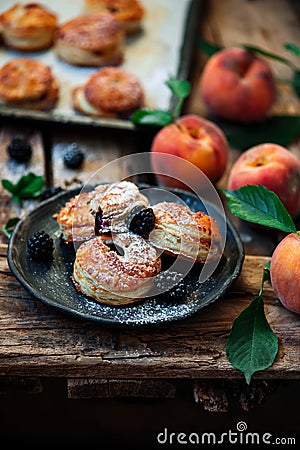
xmin=0 ymin=58 xmax=59 ymax=111
xmin=55 ymin=12 xmax=125 ymax=67
xmin=53 ymin=181 xmax=149 ymax=243
xmin=73 ymin=233 xmax=161 ymax=305
xmin=72 ymin=66 xmax=145 ymax=119
xmin=148 ymin=202 xmax=222 ymax=263
xmin=85 ymin=0 xmax=145 ymax=35
xmin=0 ymin=2 xmax=58 ymax=51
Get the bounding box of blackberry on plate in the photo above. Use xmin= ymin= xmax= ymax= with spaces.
xmin=40 ymin=186 xmax=63 ymax=201
xmin=7 ymin=137 xmax=32 ymax=163
xmin=127 ymin=206 xmax=156 ymax=236
xmin=27 ymin=230 xmax=54 ymax=261
xmin=63 ymin=143 xmax=85 ymax=169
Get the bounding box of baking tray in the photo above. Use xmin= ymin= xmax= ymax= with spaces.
xmin=0 ymin=0 xmax=202 ymax=131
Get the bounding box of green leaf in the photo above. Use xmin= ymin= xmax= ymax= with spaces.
xmin=131 ymin=109 xmax=173 ymax=127
xmin=242 ymin=44 xmax=296 ymax=69
xmin=197 ymin=36 xmax=222 ymax=56
xmin=226 ymin=295 xmax=278 ymax=384
xmin=220 ymin=185 xmax=297 ymax=233
xmin=16 ymin=173 xmax=44 ymax=198
xmin=284 ymin=42 xmax=300 ymax=58
xmin=215 ymin=115 xmax=300 ymax=150
xmin=1 ymin=173 xmax=45 ymax=206
xmin=166 ymin=77 xmax=191 ymax=100
xmin=2 ymin=179 xmax=18 ymax=195
xmin=0 ymin=217 xmax=20 ymax=238
xmin=166 ymin=77 xmax=191 ymax=119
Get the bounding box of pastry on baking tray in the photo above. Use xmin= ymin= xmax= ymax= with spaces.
xmin=148 ymin=202 xmax=222 ymax=263
xmin=54 ymin=12 xmax=125 ymax=67
xmin=53 ymin=181 xmax=150 ymax=243
xmin=85 ymin=0 xmax=145 ymax=35
xmin=72 ymin=232 xmax=161 ymax=306
xmin=0 ymin=2 xmax=58 ymax=51
xmin=0 ymin=58 xmax=59 ymax=111
xmin=72 ymin=66 xmax=145 ymax=118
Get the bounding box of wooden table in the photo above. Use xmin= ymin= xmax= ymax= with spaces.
xmin=0 ymin=0 xmax=299 ymax=443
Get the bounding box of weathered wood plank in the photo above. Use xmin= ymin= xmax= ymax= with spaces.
xmin=67 ymin=378 xmax=177 ymax=399
xmin=0 ymin=126 xmax=46 ymax=243
xmin=50 ymin=127 xmax=137 ymax=188
xmin=0 ymin=244 xmax=299 ymax=380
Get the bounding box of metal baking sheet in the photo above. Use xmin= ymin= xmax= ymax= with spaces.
xmin=0 ymin=0 xmax=202 ymax=130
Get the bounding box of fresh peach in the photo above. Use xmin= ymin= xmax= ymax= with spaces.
xmin=199 ymin=47 xmax=276 ymax=123
xmin=227 ymin=143 xmax=300 ymax=218
xmin=150 ymin=114 xmax=229 ymax=189
xmin=270 ymin=232 xmax=300 ymax=314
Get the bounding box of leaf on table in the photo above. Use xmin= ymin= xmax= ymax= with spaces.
xmin=220 ymin=185 xmax=297 ymax=233
xmin=1 ymin=172 xmax=44 ymax=207
xmin=226 ymin=295 xmax=279 ymax=384
xmin=15 ymin=173 xmax=44 ymax=199
xmin=0 ymin=217 xmax=20 ymax=238
xmin=2 ymin=179 xmax=17 ymax=195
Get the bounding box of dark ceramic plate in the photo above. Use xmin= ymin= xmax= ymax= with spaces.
xmin=7 ymin=187 xmax=244 ymax=326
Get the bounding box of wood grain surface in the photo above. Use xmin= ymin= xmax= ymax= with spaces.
xmin=0 ymin=241 xmax=299 ymax=380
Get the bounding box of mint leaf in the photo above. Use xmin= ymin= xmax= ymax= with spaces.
xmin=2 ymin=179 xmax=18 ymax=195
xmin=220 ymin=185 xmax=297 ymax=233
xmin=16 ymin=173 xmax=44 ymax=198
xmin=131 ymin=109 xmax=173 ymax=127
xmin=226 ymin=295 xmax=278 ymax=384
xmin=1 ymin=173 xmax=45 ymax=207
xmin=0 ymin=217 xmax=20 ymax=238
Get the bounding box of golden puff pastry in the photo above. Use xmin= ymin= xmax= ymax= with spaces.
xmin=72 ymin=233 xmax=161 ymax=305
xmin=85 ymin=0 xmax=145 ymax=35
xmin=0 ymin=2 xmax=58 ymax=51
xmin=149 ymin=202 xmax=222 ymax=263
xmin=0 ymin=58 xmax=59 ymax=111
xmin=72 ymin=66 xmax=145 ymax=119
xmin=55 ymin=12 xmax=125 ymax=67
xmin=53 ymin=181 xmax=149 ymax=244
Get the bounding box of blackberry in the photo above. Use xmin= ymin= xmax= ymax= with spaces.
xmin=127 ymin=206 xmax=155 ymax=236
xmin=40 ymin=186 xmax=64 ymax=201
xmin=94 ymin=207 xmax=110 ymax=235
xmin=7 ymin=137 xmax=32 ymax=163
xmin=63 ymin=143 xmax=84 ymax=169
xmin=27 ymin=230 xmax=54 ymax=261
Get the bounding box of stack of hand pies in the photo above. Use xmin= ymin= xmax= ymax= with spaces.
xmin=54 ymin=181 xmax=223 ymax=306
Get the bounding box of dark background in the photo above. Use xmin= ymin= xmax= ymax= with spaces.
xmin=0 ymin=378 xmax=299 ymax=447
